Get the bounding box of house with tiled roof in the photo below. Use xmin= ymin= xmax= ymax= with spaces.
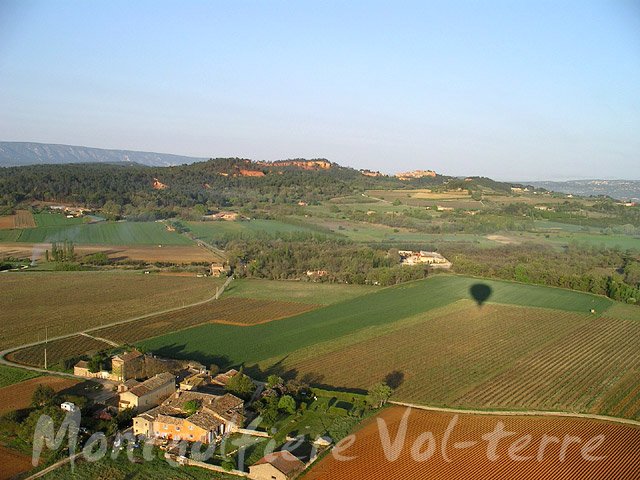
xmin=133 ymin=390 xmax=244 ymax=443
xmin=249 ymin=450 xmax=305 ymax=480
xmin=118 ymin=372 xmax=175 ymax=412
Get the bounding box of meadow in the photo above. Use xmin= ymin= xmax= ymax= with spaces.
xmin=3 ymin=221 xmax=195 ymax=245
xmin=0 ymin=272 xmax=222 ymax=350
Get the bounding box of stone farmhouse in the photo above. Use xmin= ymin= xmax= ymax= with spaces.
xmin=118 ymin=372 xmax=176 ymax=413
xmin=398 ymin=250 xmax=452 ymax=269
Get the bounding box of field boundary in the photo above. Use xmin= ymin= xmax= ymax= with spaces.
xmin=390 ymin=401 xmax=640 ymax=428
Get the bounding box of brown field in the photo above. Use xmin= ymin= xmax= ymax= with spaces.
xmin=0 ymin=216 xmax=15 ymax=230
xmin=0 ymin=376 xmax=79 ymax=414
xmin=8 ymin=335 xmax=111 ymax=368
xmin=0 ymin=242 xmax=216 ymax=263
xmin=304 ymin=406 xmax=640 ymax=480
xmin=14 ymin=210 xmax=36 ymax=228
xmin=94 ymin=297 xmax=320 ymax=344
xmin=456 ymin=316 xmax=640 ymax=420
xmin=0 ymin=272 xmax=222 ymax=350
xmin=0 ymin=445 xmax=34 ymax=480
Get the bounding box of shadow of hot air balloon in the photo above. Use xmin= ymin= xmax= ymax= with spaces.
xmin=470 ymin=284 xmax=492 ymax=307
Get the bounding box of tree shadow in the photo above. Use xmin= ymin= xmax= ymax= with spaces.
xmin=384 ymin=370 xmax=404 ymax=389
xmin=470 ymin=283 xmax=492 ymax=306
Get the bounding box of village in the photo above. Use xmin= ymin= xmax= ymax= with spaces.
xmin=62 ymin=347 xmax=345 ymax=479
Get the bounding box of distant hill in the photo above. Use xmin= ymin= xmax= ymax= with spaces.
xmin=528 ymin=180 xmax=640 ymax=202
xmin=0 ymin=142 xmax=206 ymax=167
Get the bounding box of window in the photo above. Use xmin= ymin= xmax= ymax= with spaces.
xmin=189 ymin=435 xmax=193 ymax=439
xmin=175 ymin=427 xmax=180 ymax=432
xmin=188 ymin=425 xmax=194 ymax=430
xmin=163 ymin=425 xmax=168 ymax=430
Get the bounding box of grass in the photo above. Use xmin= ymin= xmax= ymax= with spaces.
xmin=223 ymin=278 xmax=375 ymax=304
xmin=32 ymin=213 xmax=85 ymax=227
xmin=0 ymin=272 xmax=223 ymax=350
xmin=186 ymin=219 xmax=316 ymax=243
xmin=139 ymin=275 xmax=612 ymax=370
xmin=0 ymin=364 xmax=41 ymax=388
xmin=9 ymin=221 xmax=195 ymax=245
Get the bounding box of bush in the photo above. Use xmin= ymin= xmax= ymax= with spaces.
xmin=328 ymin=406 xmax=348 ymax=416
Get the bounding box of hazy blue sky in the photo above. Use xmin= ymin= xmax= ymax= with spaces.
xmin=1 ymin=1 xmax=638 ymax=180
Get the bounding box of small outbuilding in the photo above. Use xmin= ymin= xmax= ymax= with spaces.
xmin=249 ymin=450 xmax=304 ymax=480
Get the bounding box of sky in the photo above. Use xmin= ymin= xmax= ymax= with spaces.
xmin=0 ymin=1 xmax=639 ymax=181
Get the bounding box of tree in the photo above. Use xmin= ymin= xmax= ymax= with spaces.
xmin=367 ymin=382 xmax=393 ymax=408
xmin=266 ymin=375 xmax=283 ymax=389
xmin=31 ymin=385 xmax=57 ymax=408
xmin=184 ymin=400 xmax=200 ymax=416
xmin=278 ymin=395 xmax=296 ymax=415
xmin=225 ymin=367 xmax=256 ymax=401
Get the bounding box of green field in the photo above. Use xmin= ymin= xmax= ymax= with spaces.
xmin=140 ymin=275 xmax=612 ymax=369
xmin=224 ymin=278 xmax=375 ymax=304
xmin=6 ymin=221 xmax=195 ymax=245
xmin=32 ymin=213 xmax=85 ymax=227
xmin=0 ymin=364 xmax=41 ymax=388
xmin=186 ymin=219 xmax=317 ymax=243
xmin=545 ymin=232 xmax=640 ymax=251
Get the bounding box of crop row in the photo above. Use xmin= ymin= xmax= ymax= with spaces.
xmin=457 ymin=316 xmax=640 ymax=419
xmin=8 ymin=335 xmax=109 ymax=368
xmin=279 ymin=305 xmax=590 ymax=405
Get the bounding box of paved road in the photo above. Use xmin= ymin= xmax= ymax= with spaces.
xmin=0 ymin=277 xmax=233 ymax=377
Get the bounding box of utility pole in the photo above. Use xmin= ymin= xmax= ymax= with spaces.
xmin=44 ymin=326 xmax=48 ymax=370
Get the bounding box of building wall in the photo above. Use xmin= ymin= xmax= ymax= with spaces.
xmin=119 ymin=379 xmax=175 ymax=413
xmin=133 ymin=416 xmax=152 ymax=437
xmin=152 ymin=420 xmax=211 ymax=443
xmin=249 ymin=463 xmax=288 ymax=480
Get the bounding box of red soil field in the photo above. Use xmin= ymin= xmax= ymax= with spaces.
xmin=0 ymin=446 xmax=34 ymax=480
xmin=0 ymin=216 xmax=15 ymax=230
xmin=304 ymin=406 xmax=640 ymax=480
xmin=0 ymin=376 xmax=80 ymax=414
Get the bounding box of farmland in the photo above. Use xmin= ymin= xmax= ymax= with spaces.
xmin=0 ymin=446 xmax=34 ymax=480
xmin=0 ymin=376 xmax=79 ymax=415
xmin=0 ymin=216 xmax=14 ymax=230
xmin=0 ymin=364 xmax=41 ymax=388
xmin=456 ymin=315 xmax=640 ymax=419
xmin=94 ymin=297 xmax=320 ymax=345
xmin=264 ymin=303 xmax=592 ymax=403
xmin=303 ymin=406 xmax=640 ymax=480
xmin=32 ymin=212 xmax=85 ymax=226
xmin=8 ymin=334 xmax=112 ymax=368
xmin=224 ymin=278 xmax=375 ymax=304
xmin=186 ymin=218 xmax=318 ymax=243
xmin=0 ymin=272 xmax=222 ymax=350
xmin=14 ymin=210 xmax=35 ymax=228
xmin=3 ymin=220 xmax=195 ymax=245
xmin=0 ymin=242 xmax=216 ymax=263
xmin=136 ymin=275 xmax=640 ymax=421
xmin=139 ymin=276 xmax=614 ymax=384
